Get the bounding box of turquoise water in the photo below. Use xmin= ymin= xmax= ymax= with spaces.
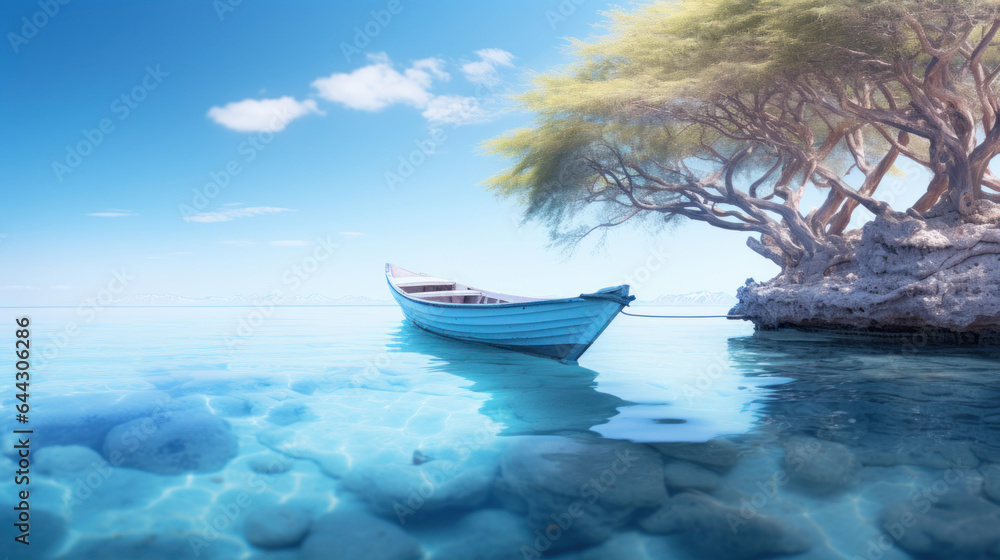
xmin=2 ymin=306 xmax=999 ymax=559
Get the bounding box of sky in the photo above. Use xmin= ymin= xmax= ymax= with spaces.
xmin=2 ymin=0 xmax=809 ymax=305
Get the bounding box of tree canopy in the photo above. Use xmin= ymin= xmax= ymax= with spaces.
xmin=486 ymin=0 xmax=1000 ymax=270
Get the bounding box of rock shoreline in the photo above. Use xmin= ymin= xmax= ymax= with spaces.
xmin=731 ymin=204 xmax=1000 ymax=341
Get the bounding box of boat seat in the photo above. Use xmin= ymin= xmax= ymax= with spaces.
xmin=409 ymin=290 xmax=482 ymax=299
xmin=395 ymin=279 xmax=456 ymax=289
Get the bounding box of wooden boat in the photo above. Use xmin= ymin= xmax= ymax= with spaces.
xmin=385 ymin=263 xmax=634 ymax=362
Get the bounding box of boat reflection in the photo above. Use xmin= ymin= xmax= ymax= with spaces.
xmin=387 ymin=322 xmax=631 ymax=436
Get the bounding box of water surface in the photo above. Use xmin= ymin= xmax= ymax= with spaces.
xmin=2 ymin=306 xmax=998 ymax=559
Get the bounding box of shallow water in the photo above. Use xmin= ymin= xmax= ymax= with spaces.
xmin=2 ymin=306 xmax=999 ymax=559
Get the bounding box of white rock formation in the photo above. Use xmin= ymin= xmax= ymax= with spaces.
xmin=731 ymin=202 xmax=1000 ymax=339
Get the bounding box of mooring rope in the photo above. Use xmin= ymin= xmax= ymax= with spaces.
xmin=621 ymin=311 xmax=748 ymax=319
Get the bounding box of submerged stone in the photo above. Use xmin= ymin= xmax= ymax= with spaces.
xmin=19 ymin=391 xmax=194 ymax=451
xmin=882 ymin=491 xmax=1000 ymax=559
xmin=342 ymin=451 xmax=497 ymax=519
xmin=0 ymin=509 xmax=67 ymax=559
xmin=662 ymin=460 xmax=722 ymax=492
xmin=266 ymin=401 xmax=316 ymax=426
xmin=637 ymin=497 xmax=687 ymax=535
xmin=432 ymin=509 xmax=534 ymax=560
xmin=35 ymin=445 xmax=108 ymax=478
xmin=102 ymin=412 xmax=239 ymax=475
xmin=857 ymin=437 xmax=980 ymax=470
xmin=299 ymin=510 xmax=422 ymax=560
xmin=983 ymin=464 xmax=1000 ymax=504
xmin=668 ymin=493 xmax=811 ymax=559
xmin=783 ymin=436 xmax=860 ymax=492
xmin=67 ymin=532 xmax=243 ymax=560
xmin=244 ymin=504 xmax=311 ymax=549
xmin=571 ymin=531 xmax=681 ymax=560
xmin=495 ymin=436 xmax=666 ymax=550
xmin=650 ymin=439 xmax=740 ymax=471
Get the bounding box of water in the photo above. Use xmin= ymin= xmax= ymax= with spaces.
xmin=2 ymin=306 xmax=999 ymax=559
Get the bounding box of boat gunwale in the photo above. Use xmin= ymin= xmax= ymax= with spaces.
xmin=386 ymin=265 xmax=628 ymax=310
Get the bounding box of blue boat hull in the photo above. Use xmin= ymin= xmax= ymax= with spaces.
xmin=386 ymin=270 xmax=632 ymax=361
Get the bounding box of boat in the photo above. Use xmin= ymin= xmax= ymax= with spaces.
xmin=385 ymin=263 xmax=635 ymax=362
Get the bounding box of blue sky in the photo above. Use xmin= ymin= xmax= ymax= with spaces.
xmin=1 ymin=0 xmax=791 ymax=305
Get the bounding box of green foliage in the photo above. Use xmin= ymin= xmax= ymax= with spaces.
xmin=485 ymin=0 xmax=1000 ymax=244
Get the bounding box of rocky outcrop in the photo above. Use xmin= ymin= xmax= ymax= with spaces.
xmin=732 ymin=205 xmax=1000 ymax=339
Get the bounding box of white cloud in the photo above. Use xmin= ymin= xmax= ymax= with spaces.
xmin=422 ymin=95 xmax=488 ymax=125
xmin=461 ymin=48 xmax=514 ymax=86
xmin=183 ymin=206 xmax=292 ymax=223
xmin=269 ymin=240 xmax=311 ymax=246
xmin=339 ymin=231 xmax=364 ymax=238
xmin=207 ymin=97 xmax=320 ymax=132
xmin=88 ymin=209 xmax=136 ymax=217
xmin=311 ymin=55 xmax=448 ymax=111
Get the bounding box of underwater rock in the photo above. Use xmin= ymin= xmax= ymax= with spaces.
xmin=256 ymin=428 xmax=350 ymax=478
xmin=570 ymin=531 xmax=680 ymax=560
xmin=495 ymin=436 xmax=666 ymax=550
xmin=342 ymin=451 xmax=497 ymax=519
xmin=650 ymin=439 xmax=739 ymax=471
xmin=856 ymin=437 xmax=980 ymax=470
xmin=0 ymin=509 xmax=67 ymax=559
xmin=662 ymin=460 xmax=722 ymax=493
xmin=102 ymin=412 xmax=239 ymax=475
xmin=67 ymin=532 xmax=243 ymax=560
xmin=20 ymin=391 xmax=195 ymax=450
xmin=982 ymin=464 xmax=1000 ymax=504
xmin=35 ymin=445 xmax=108 ymax=478
xmin=289 ymin=379 xmax=319 ymax=395
xmin=431 ymin=509 xmax=534 ymax=560
xmin=783 ymin=436 xmax=860 ymax=492
xmin=247 ymin=452 xmax=295 ymax=475
xmin=244 ymin=504 xmax=311 ymax=549
xmin=299 ymin=510 xmax=422 ymax=560
xmin=637 ymin=497 xmax=687 ymax=535
xmin=266 ymin=401 xmax=316 ymax=426
xmin=882 ymin=491 xmax=1000 ymax=559
xmin=669 ymin=492 xmax=811 ymax=559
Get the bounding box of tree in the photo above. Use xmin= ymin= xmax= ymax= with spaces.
xmin=486 ymin=0 xmax=1000 ymax=272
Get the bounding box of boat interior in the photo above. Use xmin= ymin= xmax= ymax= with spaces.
xmin=387 ymin=264 xmax=540 ymax=305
